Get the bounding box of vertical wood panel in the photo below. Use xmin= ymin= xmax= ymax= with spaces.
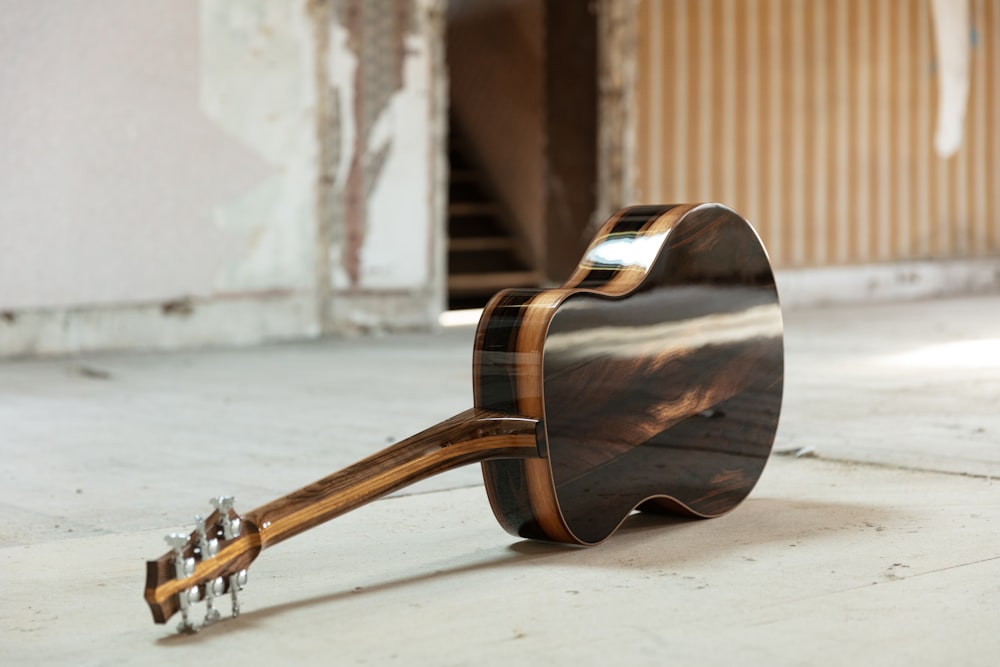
xmin=833 ymin=0 xmax=850 ymax=263
xmin=765 ymin=0 xmax=783 ymax=257
xmin=930 ymin=2 xmax=947 ymax=258
xmin=721 ymin=0 xmax=737 ymax=205
xmin=811 ymin=0 xmax=828 ymax=265
xmin=853 ymin=0 xmax=870 ymax=261
xmin=897 ymin=0 xmax=913 ymax=258
xmin=875 ymin=0 xmax=892 ymax=260
xmin=988 ymin=0 xmax=1000 ymax=250
xmin=674 ymin=0 xmax=690 ymax=200
xmin=970 ymin=0 xmax=986 ymax=252
xmin=697 ymin=0 xmax=713 ymax=199
xmin=733 ymin=0 xmax=749 ymax=226
xmin=916 ymin=1 xmax=933 ymax=257
xmin=634 ymin=0 xmax=651 ymax=200
xmin=633 ymin=0 xmax=1000 ymax=267
xmin=745 ymin=0 xmax=762 ymax=231
xmin=790 ymin=0 xmax=806 ymax=264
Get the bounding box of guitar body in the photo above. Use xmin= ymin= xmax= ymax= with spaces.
xmin=475 ymin=203 xmax=784 ymax=545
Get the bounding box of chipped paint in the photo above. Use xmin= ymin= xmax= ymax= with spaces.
xmin=325 ymin=0 xmax=438 ymax=292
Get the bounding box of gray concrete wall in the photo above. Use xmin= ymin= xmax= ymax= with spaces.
xmin=0 ymin=0 xmax=446 ymax=356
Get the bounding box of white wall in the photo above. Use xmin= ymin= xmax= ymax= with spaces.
xmin=0 ymin=0 xmax=445 ymax=356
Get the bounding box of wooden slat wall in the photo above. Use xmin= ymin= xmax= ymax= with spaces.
xmin=634 ymin=0 xmax=1000 ymax=267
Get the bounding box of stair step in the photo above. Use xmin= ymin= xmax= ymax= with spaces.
xmin=448 ymin=270 xmax=545 ymax=295
xmin=449 ymin=202 xmax=501 ymax=217
xmin=448 ymin=236 xmax=516 ymax=252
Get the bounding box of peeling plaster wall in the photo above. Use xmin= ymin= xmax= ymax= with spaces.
xmin=321 ymin=0 xmax=447 ymax=331
xmin=0 ymin=0 xmax=445 ymax=356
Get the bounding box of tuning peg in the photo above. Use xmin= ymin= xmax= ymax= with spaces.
xmin=209 ymin=496 xmax=241 ymax=539
xmin=164 ymin=533 xmax=188 ymax=552
xmin=202 ymin=576 xmax=225 ymax=626
xmin=225 ymin=568 xmax=247 ymax=618
xmin=209 ymin=495 xmax=234 ymax=514
xmin=193 ymin=514 xmax=219 ymax=557
xmin=164 ymin=532 xmax=198 ymax=633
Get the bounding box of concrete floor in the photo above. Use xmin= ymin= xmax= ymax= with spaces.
xmin=1 ymin=295 xmax=998 ymax=666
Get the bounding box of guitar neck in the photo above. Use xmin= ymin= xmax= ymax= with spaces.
xmin=144 ymin=407 xmax=540 ymax=626
xmin=243 ymin=408 xmax=542 ymax=550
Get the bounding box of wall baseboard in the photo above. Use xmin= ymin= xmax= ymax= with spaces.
xmin=0 ymin=293 xmax=319 ymax=358
xmin=775 ymin=258 xmax=1000 ymax=308
xmin=2 ymin=259 xmax=997 ymax=357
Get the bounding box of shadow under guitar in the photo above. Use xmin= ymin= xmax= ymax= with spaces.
xmin=154 ymin=494 xmax=899 ymax=644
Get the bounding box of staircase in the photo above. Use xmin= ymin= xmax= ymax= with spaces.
xmin=447 ymin=124 xmax=543 ymax=310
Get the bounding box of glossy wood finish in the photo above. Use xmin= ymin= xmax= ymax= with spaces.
xmin=144 ymin=408 xmax=539 ymax=623
xmin=477 ymin=203 xmax=783 ymax=544
xmin=145 ymin=203 xmax=784 ymax=626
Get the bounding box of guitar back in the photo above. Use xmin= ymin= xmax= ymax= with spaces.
xmin=474 ymin=204 xmax=783 ymax=545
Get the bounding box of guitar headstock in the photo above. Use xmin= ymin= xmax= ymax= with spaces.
xmin=144 ymin=496 xmax=261 ymax=633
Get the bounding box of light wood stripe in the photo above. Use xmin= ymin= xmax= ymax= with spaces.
xmin=697 ymin=0 xmax=713 ymax=200
xmin=970 ymin=0 xmax=985 ymax=254
xmin=868 ymin=0 xmax=884 ymax=262
xmin=765 ymin=0 xmax=783 ymax=259
xmin=732 ymin=0 xmax=749 ymax=227
xmin=808 ymin=0 xmax=826 ymax=266
xmin=745 ymin=0 xmax=762 ymax=230
xmin=987 ymin=0 xmax=999 ymax=251
xmin=876 ymin=0 xmax=892 ymax=261
xmin=721 ymin=0 xmax=737 ymax=206
xmin=896 ymin=0 xmax=912 ymax=259
xmin=514 ymin=288 xmax=576 ymax=544
xmin=956 ymin=103 xmax=969 ymax=256
xmin=790 ymin=0 xmax=806 ymax=265
xmin=854 ymin=0 xmax=871 ymax=261
xmin=634 ymin=0 xmax=648 ymax=200
xmin=916 ymin=0 xmax=932 ymax=257
xmin=646 ymin=0 xmax=662 ymax=201
xmin=931 ymin=0 xmax=944 ymax=258
xmin=987 ymin=0 xmax=996 ymax=251
xmin=833 ymin=0 xmax=849 ymax=264
xmin=674 ymin=0 xmax=690 ymax=200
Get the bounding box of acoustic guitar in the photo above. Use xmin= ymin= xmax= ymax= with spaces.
xmin=144 ymin=203 xmax=784 ymax=632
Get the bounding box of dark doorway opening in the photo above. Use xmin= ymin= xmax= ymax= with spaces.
xmin=445 ymin=0 xmax=598 ymax=309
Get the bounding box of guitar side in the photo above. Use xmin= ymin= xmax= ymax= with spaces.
xmin=475 ymin=203 xmax=784 ymax=545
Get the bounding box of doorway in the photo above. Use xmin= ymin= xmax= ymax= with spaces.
xmin=445 ymin=0 xmax=598 ymax=309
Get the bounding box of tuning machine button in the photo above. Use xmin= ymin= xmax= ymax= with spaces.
xmin=229 ymin=569 xmax=248 ymax=618
xmin=210 ymin=496 xmax=240 ymax=539
xmin=164 ymin=533 xmax=198 ymax=633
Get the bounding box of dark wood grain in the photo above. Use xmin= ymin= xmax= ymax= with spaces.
xmin=145 ymin=203 xmax=784 ymax=626
xmin=477 ymin=203 xmax=783 ymax=544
